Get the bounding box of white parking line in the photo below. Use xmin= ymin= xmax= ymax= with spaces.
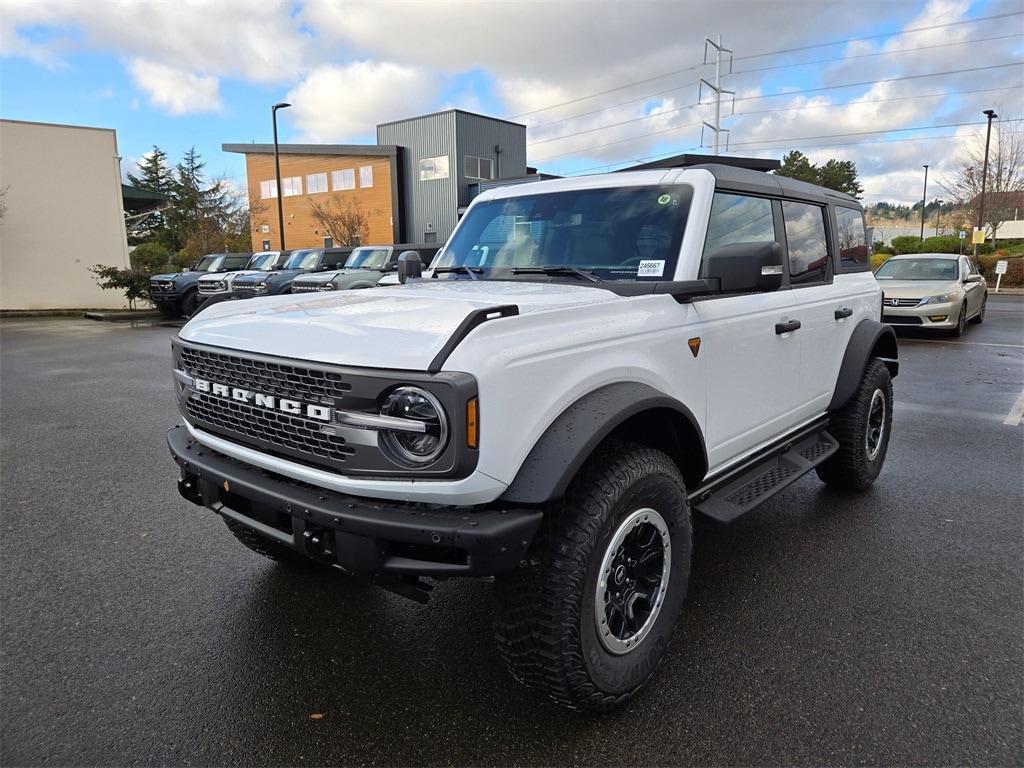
xmin=1004 ymin=390 xmax=1024 ymax=427
xmin=899 ymin=339 xmax=1024 ymax=349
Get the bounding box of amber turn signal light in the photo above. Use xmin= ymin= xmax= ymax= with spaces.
xmin=466 ymin=398 xmax=479 ymax=449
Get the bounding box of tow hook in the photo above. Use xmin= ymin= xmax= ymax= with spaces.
xmin=302 ymin=526 xmax=333 ymax=558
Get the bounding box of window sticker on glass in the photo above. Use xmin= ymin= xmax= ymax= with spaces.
xmin=658 ymin=194 xmax=672 ymax=205
xmin=637 ymin=259 xmax=665 ymax=277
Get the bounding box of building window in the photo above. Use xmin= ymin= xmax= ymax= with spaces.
xmin=306 ymin=172 xmax=328 ymax=194
xmin=281 ymin=176 xmax=302 ymax=197
xmin=423 ymin=231 xmax=438 ymax=243
xmin=332 ymin=168 xmax=356 ymax=191
xmin=324 ymin=236 xmax=333 ymax=248
xmin=260 ymin=224 xmax=269 ymax=234
xmin=260 ymin=180 xmax=277 ymax=199
xmin=465 ymin=155 xmax=494 ymax=180
xmin=419 ymin=155 xmax=450 ymax=181
xmin=359 ymin=165 xmax=373 ymax=188
xmin=261 ymin=240 xmax=271 ymax=250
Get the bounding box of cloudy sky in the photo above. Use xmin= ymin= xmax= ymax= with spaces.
xmin=1 ymin=0 xmax=1021 ymax=204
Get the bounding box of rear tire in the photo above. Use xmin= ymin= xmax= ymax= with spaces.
xmin=816 ymin=358 xmax=893 ymax=490
xmin=222 ymin=517 xmax=315 ymax=568
xmin=493 ymin=440 xmax=691 ymax=711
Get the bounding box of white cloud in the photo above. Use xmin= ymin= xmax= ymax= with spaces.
xmin=128 ymin=59 xmax=223 ymax=116
xmin=286 ymin=61 xmax=437 ymax=142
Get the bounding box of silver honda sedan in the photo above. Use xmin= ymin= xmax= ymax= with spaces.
xmin=875 ymin=253 xmax=988 ymax=336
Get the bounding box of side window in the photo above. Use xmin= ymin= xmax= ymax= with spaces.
xmin=781 ymin=200 xmax=830 ymax=285
xmin=703 ymin=193 xmax=775 ymax=256
xmin=835 ymin=206 xmax=868 ymax=270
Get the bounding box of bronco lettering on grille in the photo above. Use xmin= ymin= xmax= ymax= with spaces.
xmin=193 ymin=377 xmax=332 ymax=422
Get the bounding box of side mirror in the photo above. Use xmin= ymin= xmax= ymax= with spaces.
xmin=397 ymin=251 xmax=423 ymax=284
xmin=704 ymin=242 xmax=785 ymax=293
xmin=965 ymin=273 xmax=983 ymax=283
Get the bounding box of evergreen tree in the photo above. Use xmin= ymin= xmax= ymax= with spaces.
xmin=775 ymin=151 xmax=864 ymax=199
xmin=774 ymin=151 xmax=818 ymax=185
xmin=126 ymin=146 xmax=174 ymax=246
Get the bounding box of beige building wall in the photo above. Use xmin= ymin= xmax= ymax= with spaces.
xmin=1 ymin=119 xmax=131 ymax=310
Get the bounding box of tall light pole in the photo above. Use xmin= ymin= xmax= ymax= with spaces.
xmin=975 ymin=108 xmax=998 ymax=258
xmin=919 ymin=164 xmax=929 ymax=242
xmin=272 ymin=102 xmax=292 ymax=250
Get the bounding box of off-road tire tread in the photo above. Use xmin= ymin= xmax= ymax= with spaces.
xmin=816 ymin=358 xmax=892 ymax=490
xmin=493 ymin=440 xmax=689 ymax=712
xmin=222 ymin=516 xmax=312 ymax=567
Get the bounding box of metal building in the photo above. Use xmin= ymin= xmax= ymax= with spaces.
xmin=377 ymin=109 xmax=527 ymax=243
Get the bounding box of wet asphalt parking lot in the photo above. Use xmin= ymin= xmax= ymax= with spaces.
xmin=2 ymin=296 xmax=1022 ymax=766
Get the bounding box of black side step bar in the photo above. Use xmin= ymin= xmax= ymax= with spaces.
xmin=692 ymin=428 xmax=839 ymax=523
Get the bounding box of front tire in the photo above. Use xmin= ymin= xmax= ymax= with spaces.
xmin=493 ymin=441 xmax=692 ymax=711
xmin=180 ymin=289 xmax=201 ymax=318
xmin=952 ymin=303 xmax=967 ymax=337
xmin=817 ymin=358 xmax=893 ymax=490
xmin=969 ymin=294 xmax=986 ymax=324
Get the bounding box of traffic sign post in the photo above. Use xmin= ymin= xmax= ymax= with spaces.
xmin=994 ymin=259 xmax=1008 ymax=293
xmin=958 ymin=229 xmax=966 ymax=254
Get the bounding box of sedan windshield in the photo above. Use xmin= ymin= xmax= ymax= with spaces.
xmin=247 ymin=252 xmax=280 ymax=271
xmin=434 ymin=185 xmax=691 ymax=281
xmin=875 ymin=258 xmax=958 ymax=281
xmin=345 ymin=247 xmax=392 ymax=269
xmin=283 ymin=249 xmax=323 ymax=270
xmin=195 ymin=255 xmax=223 ymax=272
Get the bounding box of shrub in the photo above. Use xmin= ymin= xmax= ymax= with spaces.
xmin=89 ymin=265 xmax=151 ymax=309
xmin=873 ymin=242 xmax=894 ymax=255
xmin=891 ymin=235 xmax=920 ymax=255
xmin=919 ymin=235 xmax=960 ymax=254
xmin=871 ymin=253 xmax=891 ymax=271
xmin=171 ymin=249 xmax=193 ymax=272
xmin=129 ymin=241 xmax=171 ymax=274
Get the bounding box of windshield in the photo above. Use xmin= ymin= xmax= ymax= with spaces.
xmin=345 ymin=247 xmax=392 ymax=269
xmin=247 ymin=252 xmax=280 ymax=271
xmin=194 ymin=255 xmax=223 ymax=272
xmin=283 ymin=249 xmax=323 ymax=270
xmin=434 ymin=185 xmax=691 ymax=281
xmin=875 ymin=258 xmax=958 ymax=281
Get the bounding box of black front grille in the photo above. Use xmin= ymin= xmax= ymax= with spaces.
xmin=185 ymin=391 xmax=354 ymax=464
xmin=884 ymin=315 xmax=923 ymax=325
xmin=179 ymin=346 xmax=352 ymax=404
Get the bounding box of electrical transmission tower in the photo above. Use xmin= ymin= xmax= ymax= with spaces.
xmin=700 ymin=35 xmax=735 ymax=155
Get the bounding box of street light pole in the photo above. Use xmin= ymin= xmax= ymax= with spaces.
xmin=975 ymin=109 xmax=998 ymax=258
xmin=272 ymin=102 xmax=292 ymax=251
xmin=919 ymin=164 xmax=929 ymax=242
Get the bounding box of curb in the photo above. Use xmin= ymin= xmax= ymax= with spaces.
xmin=83 ymin=310 xmax=163 ymax=322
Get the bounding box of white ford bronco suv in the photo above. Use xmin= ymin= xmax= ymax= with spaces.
xmin=167 ymin=163 xmax=897 ymax=711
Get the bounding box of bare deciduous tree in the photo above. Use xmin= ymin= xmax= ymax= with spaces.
xmin=309 ymin=196 xmax=373 ymax=246
xmin=940 ymin=119 xmax=1024 ymax=240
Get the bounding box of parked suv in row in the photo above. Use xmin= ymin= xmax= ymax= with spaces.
xmin=149 ymin=252 xmax=251 ymax=318
xmin=291 ymin=244 xmax=441 ymax=292
xmin=231 ymin=247 xmax=352 ymax=297
xmin=166 ymin=164 xmax=897 ymax=711
xmin=196 ymin=250 xmax=290 ymax=305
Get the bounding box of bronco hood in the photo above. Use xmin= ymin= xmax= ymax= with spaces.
xmin=178 ymin=279 xmax=623 ymax=370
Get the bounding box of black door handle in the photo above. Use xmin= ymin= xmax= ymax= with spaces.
xmin=834 ymin=307 xmax=853 ymax=319
xmin=775 ymin=319 xmax=801 ymax=334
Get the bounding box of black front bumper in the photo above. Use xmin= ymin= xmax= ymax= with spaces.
xmin=167 ymin=425 xmax=541 ymax=581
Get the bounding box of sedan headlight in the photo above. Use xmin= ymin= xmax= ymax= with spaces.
xmin=378 ymin=386 xmax=448 ymax=466
xmin=920 ymin=292 xmax=957 ymax=305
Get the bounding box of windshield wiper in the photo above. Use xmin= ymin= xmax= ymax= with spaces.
xmin=511 ymin=266 xmax=603 ymax=283
xmin=432 ymin=266 xmax=481 ymax=280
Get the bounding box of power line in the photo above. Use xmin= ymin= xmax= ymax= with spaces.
xmin=528 ymin=64 xmax=1022 ymax=154
xmin=507 ymin=10 xmax=1023 ymax=121
xmin=531 ymin=85 xmax=1024 ymax=163
xmin=732 ymin=32 xmax=1024 ymax=76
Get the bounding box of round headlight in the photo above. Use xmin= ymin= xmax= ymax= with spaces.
xmin=379 ymin=386 xmax=448 ymax=466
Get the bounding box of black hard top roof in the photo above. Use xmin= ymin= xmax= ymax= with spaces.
xmin=690 ymin=163 xmax=861 ymax=207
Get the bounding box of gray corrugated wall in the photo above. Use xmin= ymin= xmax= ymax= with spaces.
xmin=378 ymin=112 xmax=458 ymax=244
xmin=378 ymin=111 xmax=528 ymax=243
xmin=455 ymin=112 xmax=527 ymax=208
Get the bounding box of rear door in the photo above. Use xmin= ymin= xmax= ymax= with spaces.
xmin=694 ymin=192 xmax=806 ymax=468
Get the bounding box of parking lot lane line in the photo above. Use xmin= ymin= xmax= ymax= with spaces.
xmin=1003 ymin=390 xmax=1024 ymax=426
xmin=897 ymin=339 xmax=1024 ymax=349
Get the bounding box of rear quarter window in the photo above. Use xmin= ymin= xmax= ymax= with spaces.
xmin=835 ymin=206 xmax=869 ymax=272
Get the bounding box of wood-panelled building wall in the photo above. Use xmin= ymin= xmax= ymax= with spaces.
xmin=224 ymin=144 xmax=403 ymax=250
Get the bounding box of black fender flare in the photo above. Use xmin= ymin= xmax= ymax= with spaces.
xmin=828 ymin=319 xmax=899 ymax=411
xmin=500 ymin=382 xmax=707 ymax=504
